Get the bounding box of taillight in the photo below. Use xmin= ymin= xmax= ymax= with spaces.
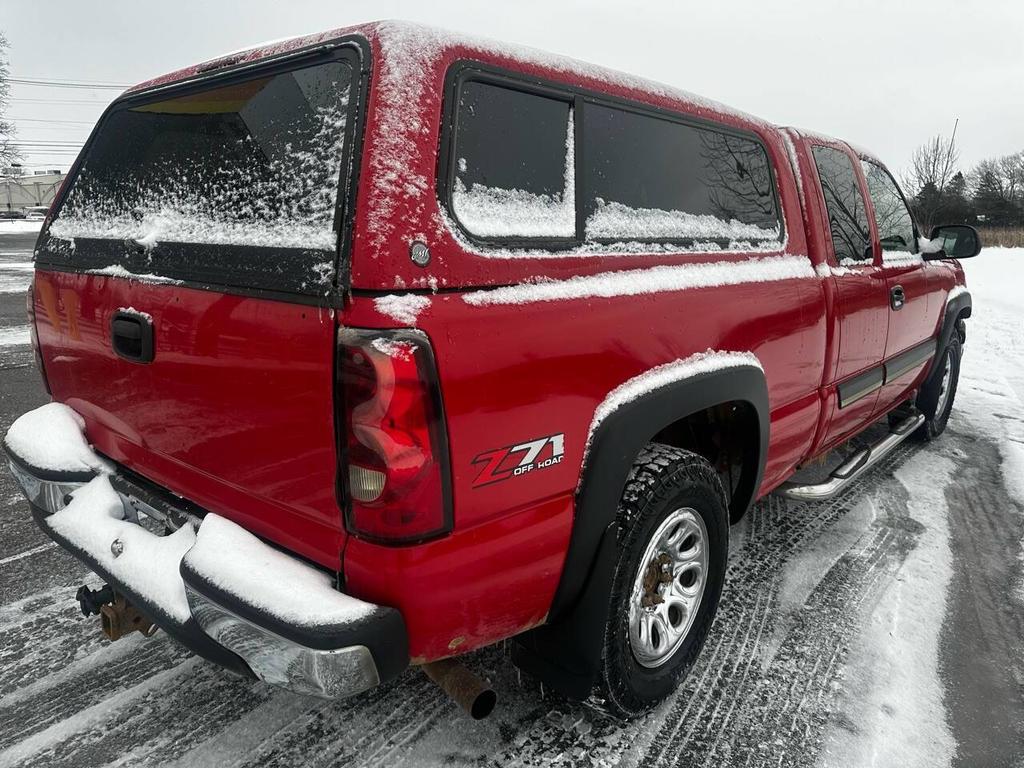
xmin=26 ymin=277 xmax=51 ymax=394
xmin=338 ymin=329 xmax=452 ymax=544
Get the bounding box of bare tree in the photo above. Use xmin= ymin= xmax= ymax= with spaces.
xmin=998 ymin=151 xmax=1024 ymax=204
xmin=900 ymin=123 xmax=960 ymax=233
xmin=0 ymin=31 xmax=19 ymax=171
xmin=970 ymin=151 xmax=1024 ymax=226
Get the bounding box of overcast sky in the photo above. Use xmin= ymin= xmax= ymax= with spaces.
xmin=4 ymin=0 xmax=1022 ymax=177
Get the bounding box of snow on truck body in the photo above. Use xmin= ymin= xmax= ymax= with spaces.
xmin=5 ymin=21 xmax=972 ymax=712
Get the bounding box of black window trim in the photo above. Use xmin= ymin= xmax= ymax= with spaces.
xmin=860 ymin=157 xmax=921 ymax=256
xmin=33 ymin=34 xmax=372 ymax=308
xmin=439 ymin=60 xmax=786 ymax=254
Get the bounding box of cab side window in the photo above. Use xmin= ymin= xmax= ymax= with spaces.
xmin=811 ymin=146 xmax=870 ymax=263
xmin=861 ymin=160 xmax=917 ymax=253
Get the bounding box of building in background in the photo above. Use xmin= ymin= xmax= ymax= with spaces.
xmin=1 ymin=167 xmax=66 ymax=213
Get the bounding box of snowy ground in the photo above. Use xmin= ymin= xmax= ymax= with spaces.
xmin=0 ymin=238 xmax=1021 ymax=767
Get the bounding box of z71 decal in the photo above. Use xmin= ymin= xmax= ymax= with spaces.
xmin=471 ymin=433 xmax=565 ymax=488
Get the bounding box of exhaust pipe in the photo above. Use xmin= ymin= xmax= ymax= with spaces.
xmin=422 ymin=658 xmax=497 ymax=719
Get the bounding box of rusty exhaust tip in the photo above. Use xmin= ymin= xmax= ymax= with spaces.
xmin=422 ymin=658 xmax=497 ymax=719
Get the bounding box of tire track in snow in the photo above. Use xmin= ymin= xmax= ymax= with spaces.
xmin=0 ymin=542 xmax=57 ymax=566
xmin=0 ymin=543 xmax=89 ymax=605
xmin=0 ymin=662 xmax=196 ymax=768
xmin=646 ymin=443 xmax=923 ymax=768
xmin=938 ymin=433 xmax=1024 ymax=766
xmin=0 ymin=636 xmax=189 ymax=751
xmin=0 ymin=600 xmax=114 ymax=700
xmin=0 ymin=661 xmax=270 ymax=768
xmin=228 ymin=673 xmax=449 ymax=768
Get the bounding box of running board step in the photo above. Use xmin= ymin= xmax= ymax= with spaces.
xmin=775 ymin=413 xmax=925 ymax=502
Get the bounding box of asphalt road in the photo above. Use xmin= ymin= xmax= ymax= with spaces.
xmin=0 ymin=230 xmax=1021 ymax=768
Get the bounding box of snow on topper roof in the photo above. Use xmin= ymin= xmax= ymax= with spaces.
xmin=129 ymin=21 xmax=770 ymax=128
xmin=126 ymin=23 xmax=885 ymax=177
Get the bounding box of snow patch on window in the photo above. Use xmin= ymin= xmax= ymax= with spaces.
xmin=585 ymin=199 xmax=780 ymax=243
xmin=373 ymin=293 xmax=431 ymax=325
xmin=439 ymin=207 xmax=785 ymax=260
xmin=583 ymin=350 xmax=763 ymax=465
xmin=453 ymin=180 xmax=574 ymax=239
xmin=49 ymin=94 xmax=349 ymax=252
xmin=453 ymin=108 xmax=575 ymax=239
xmin=185 ymin=514 xmax=377 ymax=627
xmin=4 ymin=402 xmax=111 ymax=475
xmin=47 ymin=475 xmax=197 ymax=623
xmin=882 ymin=249 xmax=923 ymax=266
xmin=462 ymin=255 xmax=814 ymax=307
xmin=919 ymin=236 xmax=944 ymax=255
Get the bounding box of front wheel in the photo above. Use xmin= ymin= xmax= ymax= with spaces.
xmin=598 ymin=444 xmax=729 ymax=717
xmin=915 ymin=335 xmax=962 ymax=440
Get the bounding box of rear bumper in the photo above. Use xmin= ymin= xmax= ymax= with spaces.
xmin=4 ymin=429 xmax=408 ymax=700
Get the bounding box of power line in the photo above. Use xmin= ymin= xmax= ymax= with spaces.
xmin=11 ymin=139 xmax=85 ymax=144
xmin=13 ymin=74 xmax=130 ymax=85
xmin=10 ymin=97 xmax=112 ymax=105
xmin=9 ymin=77 xmax=129 ymax=90
xmin=10 ymin=117 xmax=96 ymax=126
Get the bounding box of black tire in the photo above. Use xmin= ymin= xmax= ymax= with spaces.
xmin=915 ymin=334 xmax=962 ymax=440
xmin=598 ymin=443 xmax=729 ymax=717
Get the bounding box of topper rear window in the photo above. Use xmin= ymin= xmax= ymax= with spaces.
xmin=38 ymin=45 xmax=364 ymax=301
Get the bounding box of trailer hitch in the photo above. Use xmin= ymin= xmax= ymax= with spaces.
xmin=75 ymin=583 xmax=114 ymax=616
xmin=75 ymin=583 xmax=157 ymax=640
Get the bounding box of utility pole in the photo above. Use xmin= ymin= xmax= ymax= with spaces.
xmin=938 ymin=118 xmax=959 ymax=195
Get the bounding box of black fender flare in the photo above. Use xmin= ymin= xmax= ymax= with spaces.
xmin=512 ymin=361 xmax=769 ymax=699
xmin=928 ymin=290 xmax=971 ymax=379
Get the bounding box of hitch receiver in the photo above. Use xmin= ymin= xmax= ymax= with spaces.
xmin=101 ymin=595 xmax=158 ymax=640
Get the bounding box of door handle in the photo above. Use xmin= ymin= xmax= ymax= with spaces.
xmin=111 ymin=311 xmax=155 ymax=363
xmin=890 ymin=285 xmax=905 ymax=311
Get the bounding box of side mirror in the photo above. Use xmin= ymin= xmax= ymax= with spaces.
xmin=924 ymin=224 xmax=982 ymax=260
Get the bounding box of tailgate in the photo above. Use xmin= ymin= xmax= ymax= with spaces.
xmin=30 ymin=42 xmax=367 ymax=569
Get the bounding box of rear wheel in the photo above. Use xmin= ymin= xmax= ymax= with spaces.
xmin=915 ymin=335 xmax=962 ymax=440
xmin=598 ymin=444 xmax=728 ymax=717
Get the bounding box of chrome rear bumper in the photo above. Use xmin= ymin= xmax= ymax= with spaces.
xmin=4 ymin=417 xmax=408 ymax=700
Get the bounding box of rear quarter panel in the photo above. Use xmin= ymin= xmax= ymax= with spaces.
xmin=343 ymin=265 xmax=827 ymax=661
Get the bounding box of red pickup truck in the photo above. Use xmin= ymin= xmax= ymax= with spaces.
xmin=4 ymin=21 xmax=980 ymax=719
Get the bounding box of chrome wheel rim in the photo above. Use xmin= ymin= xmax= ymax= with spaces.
xmin=934 ymin=352 xmax=953 ymax=416
xmin=628 ymin=507 xmax=709 ymax=668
